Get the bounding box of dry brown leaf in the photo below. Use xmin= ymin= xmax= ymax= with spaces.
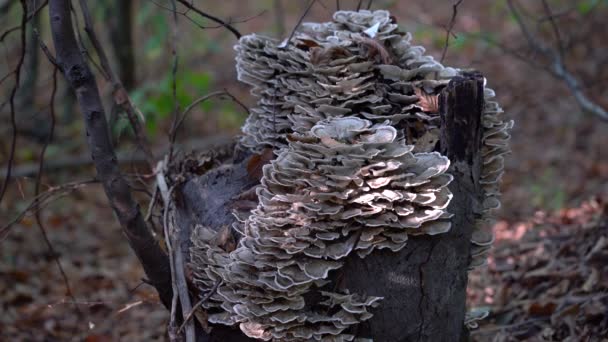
xmin=415 ymin=87 xmax=439 ymax=113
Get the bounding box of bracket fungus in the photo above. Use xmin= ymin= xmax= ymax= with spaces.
xmin=188 ymin=9 xmax=512 ymax=341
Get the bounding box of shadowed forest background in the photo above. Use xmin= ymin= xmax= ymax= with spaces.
xmin=1 ymin=0 xmax=607 ymax=340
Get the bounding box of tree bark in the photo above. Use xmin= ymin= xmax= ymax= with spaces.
xmin=107 ymin=0 xmax=135 ymax=90
xmin=48 ymin=0 xmax=172 ymax=309
xmin=338 ymin=72 xmax=484 ymax=341
xmin=175 ymin=74 xmax=485 ymax=341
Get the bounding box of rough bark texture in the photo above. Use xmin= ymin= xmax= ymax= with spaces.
xmin=108 ymin=0 xmax=135 ymax=90
xmin=175 ymin=74 xmax=484 ymax=341
xmin=48 ymin=0 xmax=172 ymax=309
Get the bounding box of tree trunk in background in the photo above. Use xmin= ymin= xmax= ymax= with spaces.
xmin=17 ymin=11 xmax=48 ymax=142
xmin=107 ymin=0 xmax=135 ymax=90
xmin=175 ymin=74 xmax=485 ymax=341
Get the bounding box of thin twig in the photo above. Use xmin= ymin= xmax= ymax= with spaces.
xmin=33 ymin=67 xmax=82 ymax=317
xmin=145 ymin=185 xmax=159 ymax=222
xmin=173 ymin=213 xmax=195 ymax=342
xmin=34 ymin=29 xmax=59 ymax=68
xmin=0 ymin=0 xmax=47 ymax=42
xmin=175 ymin=0 xmax=242 ymax=39
xmin=280 ymin=0 xmax=316 ymax=49
xmin=506 ymin=0 xmax=608 ymax=121
xmin=167 ymin=0 xmax=180 ymax=163
xmin=0 ymin=0 xmax=27 ymax=205
xmin=173 ymin=90 xmax=249 ymax=136
xmin=540 ymin=0 xmax=565 ymax=60
xmin=178 ymin=279 xmax=222 ymax=334
xmin=440 ymin=0 xmax=463 ymax=63
xmin=70 ymin=3 xmax=109 ymax=81
xmin=78 ymin=0 xmax=155 ymax=168
xmin=0 ymin=179 xmax=98 ymax=240
xmin=162 ymin=184 xmax=180 ymax=341
xmin=356 ymin=0 xmax=363 ymax=11
xmin=151 ymin=0 xmax=263 ymax=32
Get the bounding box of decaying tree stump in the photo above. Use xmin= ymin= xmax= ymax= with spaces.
xmin=337 ymin=73 xmax=484 ymax=341
xmin=173 ymin=73 xmax=484 ymax=341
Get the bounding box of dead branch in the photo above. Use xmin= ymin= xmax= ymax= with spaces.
xmin=175 ymin=0 xmax=242 ymax=39
xmin=0 ymin=0 xmax=47 ymax=42
xmin=280 ymin=0 xmax=316 ymax=49
xmin=34 ymin=29 xmax=59 ymax=67
xmin=507 ymin=0 xmax=608 ymax=121
xmin=158 ymin=172 xmax=196 ymax=342
xmin=0 ymin=178 xmax=99 ymax=240
xmin=0 ymin=0 xmax=27 ymax=205
xmin=151 ymin=0 xmax=263 ymax=33
xmin=440 ymin=0 xmax=463 ymax=63
xmin=174 ymin=90 xmax=248 ymax=138
xmin=33 ymin=66 xmax=82 ymax=317
xmin=168 ymin=0 xmax=180 ymax=163
xmin=178 ymin=279 xmax=222 ymax=334
xmin=48 ymin=0 xmax=173 ymax=308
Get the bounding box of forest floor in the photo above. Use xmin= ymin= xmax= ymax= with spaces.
xmin=2 ymin=1 xmax=608 ymax=341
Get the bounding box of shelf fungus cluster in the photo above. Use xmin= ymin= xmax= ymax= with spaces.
xmin=189 ymin=9 xmax=512 ymax=341
xmin=191 ymin=118 xmax=453 ymax=340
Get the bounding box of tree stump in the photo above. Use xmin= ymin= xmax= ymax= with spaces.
xmin=174 ymin=73 xmax=484 ymax=341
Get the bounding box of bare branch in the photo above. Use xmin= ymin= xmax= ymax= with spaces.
xmin=48 ymin=0 xmax=173 ymax=308
xmin=440 ymin=0 xmax=463 ymax=63
xmin=506 ymin=0 xmax=608 ymax=121
xmin=161 ymin=184 xmax=181 ymax=341
xmin=33 ymin=67 xmax=82 ymax=317
xmin=77 ymin=0 xmax=155 ymax=168
xmin=173 ymin=90 xmax=248 ymax=138
xmin=540 ymin=0 xmax=565 ymax=59
xmin=280 ymin=0 xmax=316 ymax=49
xmin=1 ymin=179 xmax=99 ymax=240
xmin=178 ymin=279 xmax=222 ymax=334
xmin=0 ymin=0 xmax=27 ymax=205
xmin=175 ymin=0 xmax=242 ymax=39
xmin=0 ymin=0 xmax=47 ymax=42
xmin=168 ymin=0 xmax=180 ymax=163
xmin=34 ymin=29 xmax=59 ymax=68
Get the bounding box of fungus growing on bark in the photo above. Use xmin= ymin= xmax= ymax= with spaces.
xmin=191 ymin=117 xmax=452 ymax=340
xmin=189 ymin=9 xmax=512 ymax=340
